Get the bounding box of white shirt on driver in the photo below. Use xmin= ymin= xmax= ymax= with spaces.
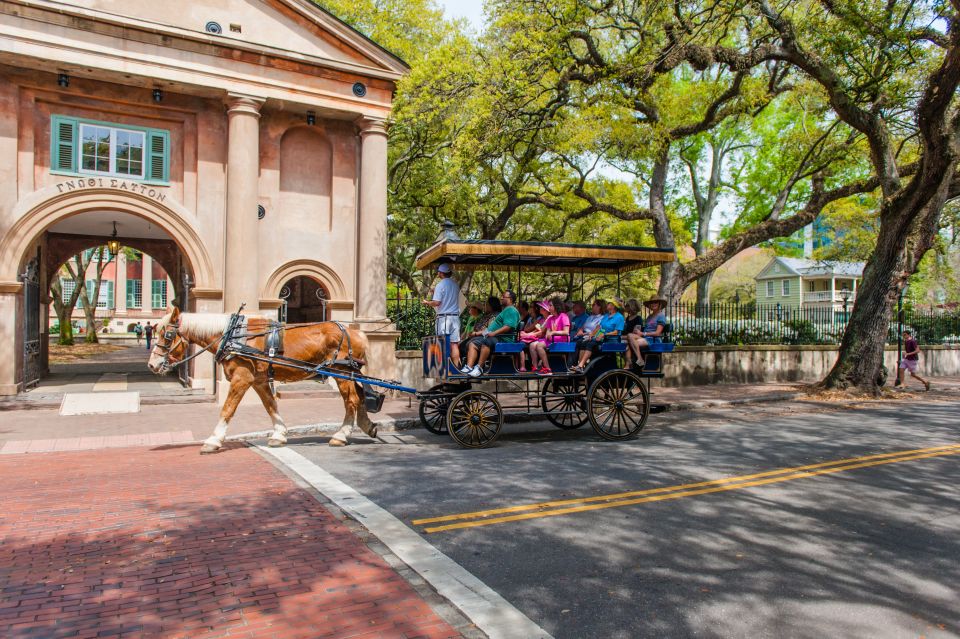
xmin=432 ymin=277 xmax=461 ymax=315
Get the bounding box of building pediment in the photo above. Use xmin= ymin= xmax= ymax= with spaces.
xmin=1 ymin=0 xmax=408 ymax=80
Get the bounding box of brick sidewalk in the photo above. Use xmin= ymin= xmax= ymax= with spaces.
xmin=0 ymin=445 xmax=462 ymax=639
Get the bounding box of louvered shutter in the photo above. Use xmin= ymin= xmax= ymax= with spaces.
xmin=51 ymin=116 xmax=78 ymax=173
xmin=145 ymin=130 xmax=169 ymax=182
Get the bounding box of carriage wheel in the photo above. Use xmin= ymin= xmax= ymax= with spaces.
xmin=418 ymin=385 xmax=451 ymax=435
xmin=540 ymin=378 xmax=588 ymax=429
xmin=586 ymin=370 xmax=650 ymax=441
xmin=446 ymin=390 xmax=503 ymax=449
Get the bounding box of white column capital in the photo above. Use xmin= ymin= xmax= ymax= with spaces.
xmin=355 ymin=116 xmax=388 ymax=137
xmin=226 ymin=94 xmax=265 ymax=118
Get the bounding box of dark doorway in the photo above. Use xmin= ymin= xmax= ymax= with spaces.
xmin=279 ymin=276 xmax=328 ymax=324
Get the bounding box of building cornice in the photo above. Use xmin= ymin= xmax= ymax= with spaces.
xmin=0 ymin=1 xmax=406 ymax=82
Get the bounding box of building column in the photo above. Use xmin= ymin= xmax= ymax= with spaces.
xmin=224 ymin=94 xmax=263 ymax=314
xmin=115 ymin=251 xmax=127 ymax=315
xmin=141 ymin=253 xmax=152 ymax=312
xmin=0 ymin=286 xmax=20 ymax=395
xmin=355 ymin=116 xmax=388 ymax=321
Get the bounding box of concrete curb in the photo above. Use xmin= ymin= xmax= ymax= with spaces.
xmin=225 ymin=390 xmax=809 ymax=442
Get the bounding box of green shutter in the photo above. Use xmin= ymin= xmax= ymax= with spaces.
xmin=50 ymin=116 xmax=78 ymax=173
xmin=145 ymin=129 xmax=169 ymax=182
xmin=126 ymin=280 xmax=136 ymax=308
xmin=107 ymin=281 xmax=114 ymax=309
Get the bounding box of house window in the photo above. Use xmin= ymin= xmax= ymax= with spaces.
xmin=127 ymin=280 xmax=142 ymax=309
xmin=60 ymin=278 xmax=76 ymax=303
xmin=86 ymin=280 xmax=114 ymax=309
xmin=80 ymin=124 xmax=145 ymax=178
xmin=766 ymin=281 xmax=774 ymax=297
xmin=782 ymin=280 xmax=790 ymax=296
xmin=51 ymin=115 xmax=169 ymax=183
xmin=808 ymin=281 xmax=815 ymax=292
xmin=151 ymin=280 xmax=167 ymax=309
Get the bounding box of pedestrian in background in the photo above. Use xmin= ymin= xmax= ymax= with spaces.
xmin=895 ymin=328 xmax=931 ymax=390
xmin=145 ymin=323 xmax=154 ymax=350
xmin=133 ymin=321 xmax=143 ymax=345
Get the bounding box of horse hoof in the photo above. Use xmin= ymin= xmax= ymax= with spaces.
xmin=267 ymin=438 xmax=286 ymax=448
xmin=328 ymin=438 xmax=348 ymax=447
xmin=200 ymin=444 xmax=220 ymax=454
xmin=368 ymin=426 xmax=378 ymax=439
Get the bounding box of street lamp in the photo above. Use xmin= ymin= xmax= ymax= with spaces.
xmin=839 ymin=285 xmax=851 ymax=320
xmin=106 ymin=221 xmax=121 ymax=256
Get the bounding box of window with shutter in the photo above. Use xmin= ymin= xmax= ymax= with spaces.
xmin=146 ymin=130 xmax=169 ymax=183
xmin=50 ymin=116 xmax=170 ymax=184
xmin=51 ymin=116 xmax=78 ymax=173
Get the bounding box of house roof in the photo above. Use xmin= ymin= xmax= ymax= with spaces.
xmin=755 ymin=257 xmax=865 ymax=280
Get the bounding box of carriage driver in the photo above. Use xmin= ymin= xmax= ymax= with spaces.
xmin=422 ymin=262 xmax=463 ymax=368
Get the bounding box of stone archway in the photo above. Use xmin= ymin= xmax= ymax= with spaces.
xmin=0 ymin=183 xmax=220 ymax=394
xmin=0 ymin=183 xmax=216 ymax=291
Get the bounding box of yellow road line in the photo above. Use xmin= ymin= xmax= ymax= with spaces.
xmin=413 ymin=443 xmax=960 ymax=526
xmin=416 ymin=444 xmax=960 ymax=534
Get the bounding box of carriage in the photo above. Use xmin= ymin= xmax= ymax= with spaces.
xmin=149 ymin=238 xmax=675 ymax=452
xmin=412 ymin=238 xmax=677 ymax=449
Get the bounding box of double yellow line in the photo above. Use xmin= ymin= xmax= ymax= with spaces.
xmin=412 ymin=443 xmax=960 ymax=533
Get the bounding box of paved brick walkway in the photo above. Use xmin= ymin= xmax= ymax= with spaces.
xmin=0 ymin=445 xmax=462 ymax=639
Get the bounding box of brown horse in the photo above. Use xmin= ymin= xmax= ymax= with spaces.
xmin=147 ymin=307 xmax=378 ymax=453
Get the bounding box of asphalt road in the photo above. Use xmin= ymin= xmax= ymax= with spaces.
xmin=287 ymin=397 xmax=960 ymax=639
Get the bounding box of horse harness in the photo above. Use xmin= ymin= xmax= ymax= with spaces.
xmin=158 ymin=311 xmax=385 ymax=412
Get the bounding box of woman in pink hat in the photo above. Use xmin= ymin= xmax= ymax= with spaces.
xmin=526 ymin=298 xmax=570 ymax=374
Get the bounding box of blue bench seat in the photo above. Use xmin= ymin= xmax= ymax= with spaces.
xmin=646 ymin=342 xmax=675 ymax=353
xmin=493 ymin=342 xmax=525 ymax=354
xmin=599 ymin=342 xmax=627 ymax=353
xmin=548 ymin=342 xmax=575 ymax=354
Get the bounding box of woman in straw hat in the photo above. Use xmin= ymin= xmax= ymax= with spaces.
xmin=626 ymin=297 xmax=667 ymax=369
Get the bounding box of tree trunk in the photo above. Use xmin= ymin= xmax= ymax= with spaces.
xmin=823 ymin=181 xmax=952 ymax=393
xmin=696 ymin=271 xmax=713 ymax=308
xmin=649 ymin=148 xmax=681 ymax=299
xmin=56 ymin=305 xmax=74 ymax=346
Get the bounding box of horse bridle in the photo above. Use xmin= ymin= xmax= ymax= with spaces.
xmin=152 ymin=322 xmax=187 ymax=374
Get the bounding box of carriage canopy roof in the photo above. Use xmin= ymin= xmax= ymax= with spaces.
xmin=414 ymin=239 xmax=676 ymax=274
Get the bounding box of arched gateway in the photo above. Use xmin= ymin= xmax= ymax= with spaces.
xmin=0 ymin=184 xmax=219 ymax=394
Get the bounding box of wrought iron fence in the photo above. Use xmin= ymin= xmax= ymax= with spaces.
xmin=388 ymin=296 xmax=960 ymax=349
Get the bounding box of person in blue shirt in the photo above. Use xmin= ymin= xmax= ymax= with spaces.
xmin=569 ymin=301 xmax=589 ymax=340
xmin=570 ymin=300 xmax=624 ymax=372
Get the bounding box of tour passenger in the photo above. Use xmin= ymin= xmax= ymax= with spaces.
xmin=460 ymin=296 xmax=501 ymax=353
xmin=569 ymin=301 xmax=589 ymax=339
xmin=422 ymin=263 xmax=463 ymax=367
xmin=460 ymin=290 xmax=520 ymax=378
xmin=622 ymin=299 xmax=642 ymax=368
xmin=518 ymin=300 xmax=550 ymax=372
xmin=528 ymin=298 xmax=570 ymax=375
xmin=574 ymin=300 xmax=603 ymax=342
xmin=627 ymin=297 xmax=667 ymax=369
xmin=570 ymin=299 xmax=624 ymax=373
xmin=461 ymin=300 xmax=483 ymax=338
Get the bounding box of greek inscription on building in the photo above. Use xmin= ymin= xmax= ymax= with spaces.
xmin=55 ymin=178 xmax=167 ymax=204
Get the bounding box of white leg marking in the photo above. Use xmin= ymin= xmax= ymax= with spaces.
xmin=204 ymin=418 xmax=229 ymax=448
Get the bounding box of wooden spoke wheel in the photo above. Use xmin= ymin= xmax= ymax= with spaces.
xmin=418 ymin=385 xmax=451 ymax=435
xmin=540 ymin=377 xmax=588 ymax=430
xmin=446 ymin=390 xmax=503 ymax=449
xmin=586 ymin=370 xmax=650 ymax=441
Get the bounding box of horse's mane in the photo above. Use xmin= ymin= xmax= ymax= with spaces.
xmin=158 ymin=311 xmax=270 ymax=341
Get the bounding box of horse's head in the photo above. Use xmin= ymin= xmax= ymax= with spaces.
xmin=147 ymin=307 xmax=187 ymax=375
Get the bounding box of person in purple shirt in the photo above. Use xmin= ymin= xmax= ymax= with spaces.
xmin=895 ymin=328 xmax=930 ymax=390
